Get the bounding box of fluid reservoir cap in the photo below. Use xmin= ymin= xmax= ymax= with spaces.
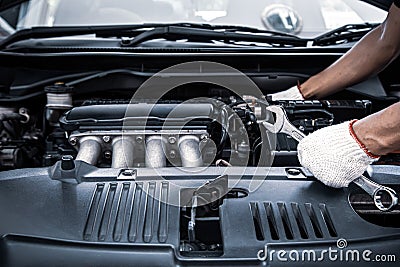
xmin=61 ymin=155 xmax=75 ymax=170
xmin=261 ymin=4 xmax=303 ymax=35
xmin=45 ymin=83 xmax=74 ymax=94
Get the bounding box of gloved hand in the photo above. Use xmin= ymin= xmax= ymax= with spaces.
xmin=297 ymin=121 xmax=379 ymax=188
xmin=269 ymin=85 xmax=304 ymax=101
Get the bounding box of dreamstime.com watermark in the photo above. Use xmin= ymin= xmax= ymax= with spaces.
xmin=257 ymin=238 xmax=397 ymax=263
xmin=122 ymin=61 xmax=275 ymax=207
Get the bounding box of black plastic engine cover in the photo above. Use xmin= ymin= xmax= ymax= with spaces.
xmin=0 ymin=166 xmax=399 ymax=266
xmin=60 ymin=102 xmax=219 ymax=131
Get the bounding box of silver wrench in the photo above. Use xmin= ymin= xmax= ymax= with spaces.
xmin=263 ymin=105 xmax=398 ymax=212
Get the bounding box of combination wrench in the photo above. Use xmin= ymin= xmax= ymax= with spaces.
xmin=262 ymin=105 xmax=398 ymax=212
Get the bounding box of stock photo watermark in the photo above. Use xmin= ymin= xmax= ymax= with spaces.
xmin=122 ymin=61 xmax=275 ymax=207
xmin=257 ymin=238 xmax=397 ymax=263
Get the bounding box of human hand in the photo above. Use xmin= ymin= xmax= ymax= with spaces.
xmin=268 ymin=85 xmax=304 ymax=101
xmin=297 ymin=121 xmax=379 ymax=188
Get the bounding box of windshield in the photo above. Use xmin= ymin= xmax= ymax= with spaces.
xmin=0 ymin=0 xmax=387 ymax=37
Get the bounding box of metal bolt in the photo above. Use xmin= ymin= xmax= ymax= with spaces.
xmin=69 ymin=137 xmax=77 ymax=146
xmin=121 ymin=37 xmax=132 ymax=45
xmin=169 ymin=150 xmax=176 ymax=158
xmin=136 ymin=136 xmax=143 ymax=143
xmin=61 ymin=155 xmax=75 ymax=171
xmin=104 ymin=151 xmax=112 ymax=159
xmin=18 ymin=107 xmax=30 ymax=123
xmin=102 ymin=136 xmax=111 ymax=143
xmin=200 ymin=134 xmax=208 ymax=141
xmin=117 ymin=169 xmax=136 ymax=180
xmin=122 ymin=169 xmax=134 ymax=176
xmin=287 ymin=168 xmax=301 ymax=176
xmin=168 ymin=136 xmax=177 ymax=144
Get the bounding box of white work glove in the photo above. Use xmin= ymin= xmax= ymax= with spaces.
xmin=269 ymin=85 xmax=304 ymax=101
xmin=297 ymin=121 xmax=379 ymax=188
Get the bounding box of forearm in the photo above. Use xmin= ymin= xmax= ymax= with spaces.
xmin=300 ymin=4 xmax=400 ymax=99
xmin=301 ymin=26 xmax=394 ymax=99
xmin=353 ymin=102 xmax=400 ymax=155
xmin=297 ymin=102 xmax=399 ymax=188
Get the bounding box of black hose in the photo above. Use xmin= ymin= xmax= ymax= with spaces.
xmin=0 ymin=113 xmax=25 ymax=138
xmin=290 ymin=109 xmax=334 ymax=120
xmin=0 ymin=113 xmax=24 ymax=121
xmin=217 ymin=106 xmax=229 ymax=151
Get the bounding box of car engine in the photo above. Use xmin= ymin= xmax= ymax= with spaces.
xmin=0 ymin=81 xmax=378 ymax=171
xmin=0 ymin=57 xmax=399 ymax=266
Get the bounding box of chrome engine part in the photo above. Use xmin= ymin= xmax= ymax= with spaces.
xmin=145 ymin=135 xmax=166 ymax=168
xmin=61 ymin=101 xmax=224 ymax=168
xmin=112 ymin=136 xmax=135 ymax=168
xmin=75 ymin=136 xmax=102 ymax=165
xmin=69 ymin=131 xmax=208 ymax=168
xmin=178 ymin=135 xmax=203 ymax=168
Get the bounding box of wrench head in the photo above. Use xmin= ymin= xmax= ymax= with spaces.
xmin=263 ymin=105 xmax=286 ymax=133
xmin=373 ymin=187 xmax=399 ymax=212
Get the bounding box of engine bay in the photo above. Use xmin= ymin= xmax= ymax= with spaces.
xmin=0 ymin=81 xmax=389 ymax=170
xmin=0 ymin=53 xmax=400 ymax=266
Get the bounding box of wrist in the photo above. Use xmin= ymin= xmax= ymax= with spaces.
xmin=297 ymin=121 xmax=378 ymax=188
xmin=350 ymin=120 xmax=381 ymax=158
xmin=297 ymin=76 xmax=320 ymax=99
xmin=269 ymin=85 xmax=304 ymax=101
xmin=296 ymin=81 xmax=306 ymax=99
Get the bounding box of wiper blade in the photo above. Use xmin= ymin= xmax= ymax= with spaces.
xmin=0 ymin=22 xmax=305 ymax=50
xmin=170 ymin=23 xmax=300 ymax=38
xmin=0 ymin=23 xmax=193 ymax=49
xmin=0 ymin=24 xmax=137 ymax=49
xmin=120 ymin=25 xmax=307 ymax=47
xmin=94 ymin=22 xmax=301 ymax=39
xmin=313 ymin=23 xmax=379 ymax=46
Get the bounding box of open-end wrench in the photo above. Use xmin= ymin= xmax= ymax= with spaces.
xmin=263 ymin=105 xmax=398 ymax=212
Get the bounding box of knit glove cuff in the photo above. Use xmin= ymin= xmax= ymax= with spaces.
xmin=297 ymin=121 xmax=379 ymax=188
xmin=269 ymin=85 xmax=304 ymax=101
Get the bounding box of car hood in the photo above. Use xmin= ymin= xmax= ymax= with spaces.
xmin=0 ymin=0 xmax=395 ymax=12
xmin=0 ymin=0 xmax=25 ymax=11
xmin=361 ymin=0 xmax=394 ymax=10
